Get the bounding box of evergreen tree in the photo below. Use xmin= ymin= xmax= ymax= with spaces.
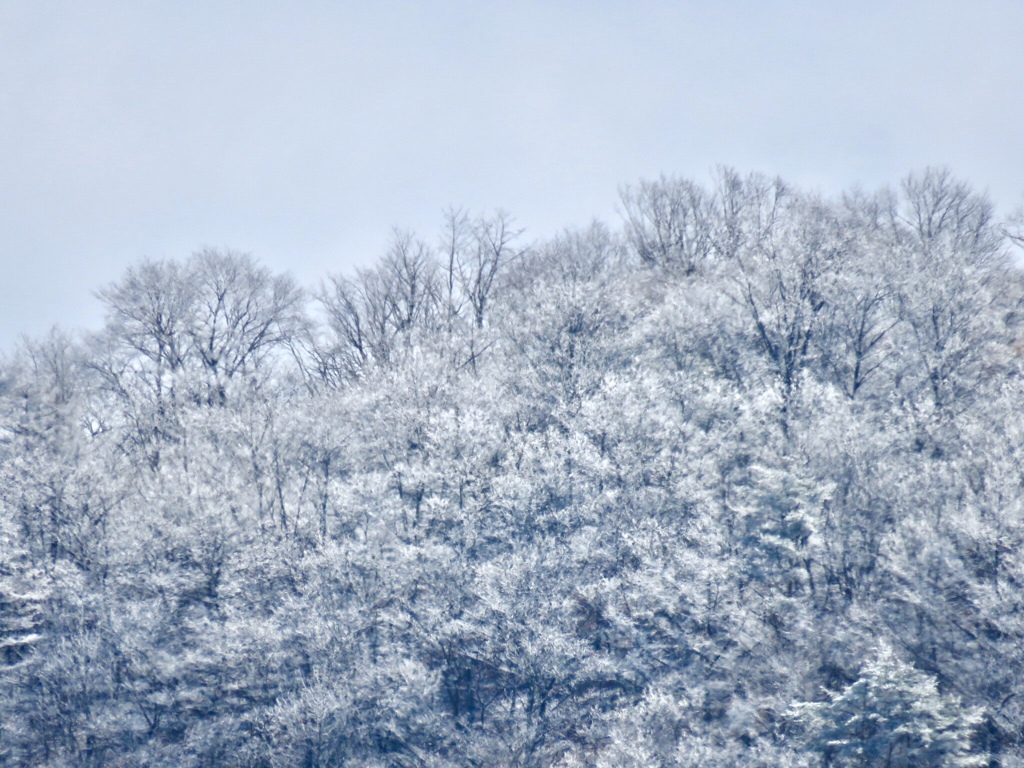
xmin=794 ymin=644 xmax=986 ymax=767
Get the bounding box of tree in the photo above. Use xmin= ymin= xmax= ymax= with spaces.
xmin=186 ymin=248 xmax=305 ymax=400
xmin=719 ymin=177 xmax=841 ymax=415
xmin=794 ymin=645 xmax=986 ymax=767
xmin=446 ymin=209 xmax=523 ymax=329
xmin=317 ymin=231 xmax=439 ymax=382
xmin=887 ymin=169 xmax=1007 ymax=414
xmin=620 ymin=175 xmax=713 ymax=274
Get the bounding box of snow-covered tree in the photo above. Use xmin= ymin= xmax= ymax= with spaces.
xmin=794 ymin=644 xmax=986 ymax=767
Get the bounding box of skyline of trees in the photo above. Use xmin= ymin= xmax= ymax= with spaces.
xmin=1 ymin=168 xmax=1022 ymax=766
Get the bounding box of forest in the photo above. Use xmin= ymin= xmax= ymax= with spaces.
xmin=2 ymin=168 xmax=1024 ymax=767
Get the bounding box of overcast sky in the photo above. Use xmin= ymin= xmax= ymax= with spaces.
xmin=2 ymin=1 xmax=1023 ymax=351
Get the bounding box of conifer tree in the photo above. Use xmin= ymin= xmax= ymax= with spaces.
xmin=794 ymin=645 xmax=986 ymax=767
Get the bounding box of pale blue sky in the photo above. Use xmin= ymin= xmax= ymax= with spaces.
xmin=2 ymin=1 xmax=1023 ymax=350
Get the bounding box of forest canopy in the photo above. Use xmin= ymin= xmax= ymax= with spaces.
xmin=2 ymin=168 xmax=1023 ymax=767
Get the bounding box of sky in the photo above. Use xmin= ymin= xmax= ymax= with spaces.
xmin=2 ymin=1 xmax=1023 ymax=351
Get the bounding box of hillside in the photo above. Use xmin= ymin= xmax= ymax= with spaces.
xmin=2 ymin=168 xmax=1022 ymax=767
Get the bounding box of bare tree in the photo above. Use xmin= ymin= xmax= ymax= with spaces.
xmin=377 ymin=230 xmax=439 ymax=334
xmin=440 ymin=207 xmax=471 ymax=323
xmin=187 ymin=249 xmax=305 ymax=388
xmin=717 ymin=173 xmax=837 ymax=408
xmin=620 ymin=175 xmax=713 ymax=273
xmin=317 ymin=232 xmax=440 ymax=382
xmin=889 ymin=169 xmax=1008 ymax=412
xmin=900 ymin=167 xmax=1001 ymax=261
xmin=96 ymin=258 xmax=193 ymax=388
xmin=451 ymin=211 xmax=523 ymax=329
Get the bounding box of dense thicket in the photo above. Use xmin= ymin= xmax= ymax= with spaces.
xmin=2 ymin=169 xmax=1023 ymax=767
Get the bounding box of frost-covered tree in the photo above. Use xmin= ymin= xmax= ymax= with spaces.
xmin=3 ymin=170 xmax=1024 ymax=766
xmin=794 ymin=645 xmax=986 ymax=767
